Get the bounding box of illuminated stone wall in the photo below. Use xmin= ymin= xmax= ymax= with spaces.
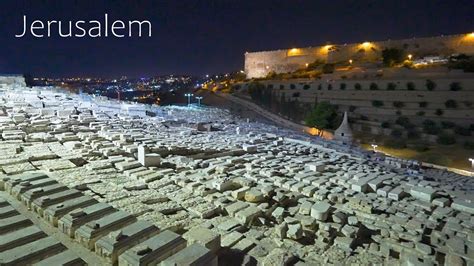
xmin=245 ymin=33 xmax=474 ymax=78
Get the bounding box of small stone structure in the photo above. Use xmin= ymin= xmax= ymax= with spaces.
xmin=334 ymin=112 xmax=353 ymax=144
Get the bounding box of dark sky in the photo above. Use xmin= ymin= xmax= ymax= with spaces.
xmin=0 ymin=0 xmax=472 ymax=78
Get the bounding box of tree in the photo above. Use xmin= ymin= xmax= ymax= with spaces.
xmin=437 ymin=133 xmax=456 ymax=145
xmin=304 ymin=101 xmax=338 ymax=130
xmin=266 ymin=71 xmax=277 ymax=79
xmin=395 ymin=116 xmax=411 ymax=128
xmin=445 ymin=100 xmax=458 ymax=108
xmin=381 ymin=121 xmax=390 ymax=128
xmin=387 ymin=82 xmax=397 ymax=90
xmin=393 ymin=101 xmax=405 ymax=108
xmin=23 ymin=73 xmax=34 ymax=87
xmin=248 ymin=81 xmax=265 ymax=102
xmin=369 ymin=83 xmax=379 ymax=90
xmin=450 ymin=82 xmax=462 ymax=91
xmin=322 ymin=64 xmax=335 ymax=74
xmin=425 ymin=79 xmax=436 ymax=91
xmin=406 ymin=82 xmax=415 ymax=90
xmin=422 ymin=120 xmax=440 ymax=135
xmin=382 ymin=48 xmax=404 ymax=66
xmin=306 ymin=59 xmax=325 ymax=70
xmin=372 ymin=100 xmax=384 ymax=107
xmin=419 ymin=101 xmax=428 ymax=108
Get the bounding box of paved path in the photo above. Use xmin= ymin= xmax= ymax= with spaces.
xmin=212 ymin=92 xmax=333 ymax=139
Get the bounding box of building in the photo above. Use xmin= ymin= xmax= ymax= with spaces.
xmin=244 ymin=32 xmax=474 ymax=78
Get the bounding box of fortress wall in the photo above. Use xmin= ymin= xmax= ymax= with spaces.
xmin=245 ymin=33 xmax=474 ymax=78
xmin=239 ymin=77 xmax=474 ymax=125
xmin=245 ymin=46 xmax=329 ymax=78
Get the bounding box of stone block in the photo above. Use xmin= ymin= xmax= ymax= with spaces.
xmin=95 ymin=220 xmax=160 ymax=264
xmin=75 ymin=211 xmax=136 ymax=250
xmin=58 ymin=202 xmax=116 ymax=237
xmin=183 ymin=227 xmax=221 ymax=253
xmin=410 ymin=186 xmax=435 ymax=202
xmin=43 ymin=195 xmax=98 ymax=226
xmin=235 ymin=206 xmax=262 ymax=225
xmin=118 ymin=230 xmax=186 ymax=266
xmin=161 ymin=243 xmax=217 ymax=266
xmin=310 ymin=201 xmax=331 ymax=221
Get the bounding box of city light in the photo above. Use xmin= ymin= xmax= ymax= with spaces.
xmin=195 ymin=96 xmax=203 ymax=107
xmin=184 ymin=93 xmax=193 ymax=106
xmin=349 ymin=59 xmax=353 ymax=64
xmin=408 ymin=54 xmax=413 ymax=60
xmin=305 ymin=63 xmax=309 ymax=68
xmin=470 ymin=158 xmax=474 ymax=168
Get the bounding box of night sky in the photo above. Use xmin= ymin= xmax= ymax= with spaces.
xmin=0 ymin=0 xmax=472 ymax=78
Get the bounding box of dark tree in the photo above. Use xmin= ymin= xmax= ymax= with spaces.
xmin=369 ymin=83 xmax=379 ymax=90
xmin=382 ymin=48 xmax=405 ymax=66
xmin=386 ymin=82 xmax=397 ymax=90
xmin=450 ymin=82 xmax=462 ymax=91
xmin=322 ymin=64 xmax=335 ymax=74
xmin=425 ymin=79 xmax=436 ymax=91
xmin=445 ymin=100 xmax=458 ymax=108
xmin=406 ymin=82 xmax=415 ymax=90
xmin=304 ymin=101 xmax=338 ymax=129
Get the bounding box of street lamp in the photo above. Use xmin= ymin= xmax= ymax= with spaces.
xmin=349 ymin=59 xmax=353 ymax=65
xmin=184 ymin=93 xmax=194 ymax=106
xmin=371 ymin=144 xmax=378 ymax=152
xmin=196 ymin=96 xmax=203 ymax=107
xmin=408 ymin=54 xmax=413 ymax=60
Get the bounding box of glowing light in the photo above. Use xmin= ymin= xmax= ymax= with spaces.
xmin=265 ymin=65 xmax=270 ymax=69
xmin=361 ymin=42 xmax=371 ymax=48
xmin=408 ymin=54 xmax=413 ymax=60
xmin=470 ymin=158 xmax=474 ymax=168
xmin=371 ymin=144 xmax=378 ymax=152
xmin=349 ymin=59 xmax=353 ymax=64
xmin=305 ymin=63 xmax=309 ymax=67
xmin=469 ymin=32 xmax=474 ymax=37
xmin=288 ymin=48 xmax=302 ymax=56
